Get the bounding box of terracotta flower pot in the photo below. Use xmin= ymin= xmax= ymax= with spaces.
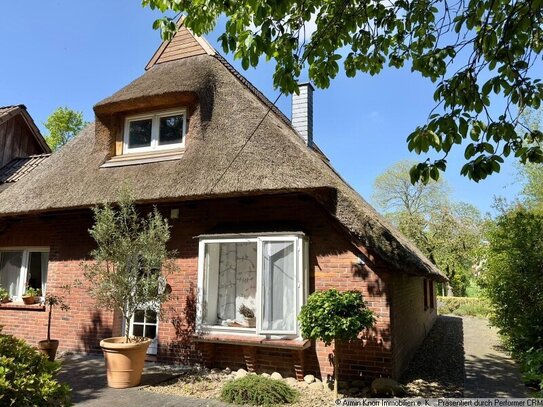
xmin=38 ymin=339 xmax=60 ymax=361
xmin=1 ymin=297 xmax=10 ymax=304
xmin=100 ymin=337 xmax=151 ymax=389
xmin=22 ymin=295 xmax=35 ymax=305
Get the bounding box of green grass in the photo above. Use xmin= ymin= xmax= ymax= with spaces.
xmin=437 ymin=296 xmax=492 ymax=318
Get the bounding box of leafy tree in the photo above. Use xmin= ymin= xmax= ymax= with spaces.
xmin=144 ymin=0 xmax=543 ymax=182
xmin=83 ymin=189 xmax=175 ymax=342
xmin=298 ymin=289 xmax=375 ymax=398
xmin=44 ymin=106 xmax=86 ymax=151
xmin=373 ymin=161 xmax=484 ymax=295
xmin=516 ymin=109 xmax=543 ymax=212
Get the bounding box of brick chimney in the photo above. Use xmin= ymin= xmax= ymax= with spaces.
xmin=292 ymin=83 xmax=314 ymax=146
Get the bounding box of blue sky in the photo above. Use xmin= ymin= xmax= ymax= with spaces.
xmin=0 ymin=1 xmax=521 ymax=214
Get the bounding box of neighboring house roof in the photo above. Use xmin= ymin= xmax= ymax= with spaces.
xmin=0 ymin=105 xmax=51 ymax=154
xmin=0 ymin=25 xmax=446 ymax=282
xmin=0 ymin=154 xmax=51 ymax=184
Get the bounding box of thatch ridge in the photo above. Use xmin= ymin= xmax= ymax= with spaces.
xmin=0 ymin=54 xmax=445 ymax=281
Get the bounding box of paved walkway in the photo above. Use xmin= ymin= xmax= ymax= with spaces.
xmin=58 ymin=317 xmax=528 ymax=405
xmin=463 ymin=317 xmax=528 ymax=397
xmin=58 ymin=354 xmax=229 ymax=406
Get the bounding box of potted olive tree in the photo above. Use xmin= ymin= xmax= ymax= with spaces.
xmin=38 ymin=292 xmax=70 ymax=361
xmin=83 ymin=191 xmax=174 ymax=389
xmin=298 ymin=289 xmax=375 ymax=399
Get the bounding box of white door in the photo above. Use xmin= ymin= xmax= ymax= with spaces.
xmin=129 ymin=309 xmax=158 ymax=355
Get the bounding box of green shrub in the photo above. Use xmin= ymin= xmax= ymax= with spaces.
xmin=437 ymin=296 xmax=492 ymax=318
xmin=220 ymin=375 xmax=299 ymax=406
xmin=520 ymin=347 xmax=543 ymax=397
xmin=484 ymin=209 xmax=543 ymax=353
xmin=0 ymin=330 xmax=71 ymax=406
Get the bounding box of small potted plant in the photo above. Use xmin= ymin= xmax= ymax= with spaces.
xmin=22 ymin=287 xmax=41 ymax=305
xmin=239 ymin=304 xmax=256 ymax=328
xmin=0 ymin=287 xmax=10 ymax=303
xmin=38 ymin=292 xmax=70 ymax=361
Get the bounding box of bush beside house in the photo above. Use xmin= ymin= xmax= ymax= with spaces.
xmin=0 ymin=328 xmax=71 ymax=406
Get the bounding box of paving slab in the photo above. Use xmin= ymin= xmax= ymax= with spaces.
xmin=463 ymin=317 xmax=528 ymax=397
xmin=58 ymin=354 xmax=229 ymax=406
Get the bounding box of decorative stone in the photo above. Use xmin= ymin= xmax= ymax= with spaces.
xmin=314 ymin=378 xmax=322 ymax=383
xmin=309 ymin=382 xmax=323 ymax=391
xmin=210 ymin=368 xmax=221 ymax=374
xmin=303 ymin=374 xmax=315 ymax=384
xmin=261 ymin=372 xmax=270 ymax=378
xmin=236 ymin=368 xmax=248 ymax=378
xmin=223 ymin=367 xmax=231 ymax=374
xmin=285 ymin=377 xmax=298 ymax=386
xmin=323 ymin=382 xmax=333 ymax=391
xmin=371 ymin=378 xmax=406 ymax=397
xmin=271 ymin=372 xmax=283 ymax=380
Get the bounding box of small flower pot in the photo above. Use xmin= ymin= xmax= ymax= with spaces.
xmin=22 ymin=295 xmax=35 ymax=305
xmin=100 ymin=337 xmax=151 ymax=388
xmin=1 ymin=297 xmax=10 ymax=304
xmin=245 ymin=317 xmax=256 ymax=328
xmin=38 ymin=339 xmax=60 ymax=361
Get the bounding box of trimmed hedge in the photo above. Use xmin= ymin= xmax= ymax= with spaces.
xmin=221 ymin=375 xmax=299 ymax=406
xmin=0 ymin=329 xmax=71 ymax=406
xmin=437 ymin=296 xmax=492 ymax=318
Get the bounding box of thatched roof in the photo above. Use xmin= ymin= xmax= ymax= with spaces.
xmin=0 ymin=35 xmax=445 ymax=282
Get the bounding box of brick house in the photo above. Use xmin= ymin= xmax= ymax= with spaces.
xmin=0 ymin=23 xmax=445 ymax=382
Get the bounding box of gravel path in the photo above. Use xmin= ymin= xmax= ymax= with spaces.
xmin=401 ymin=315 xmax=465 ymax=397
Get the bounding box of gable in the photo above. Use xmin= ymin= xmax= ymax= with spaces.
xmin=145 ymin=18 xmax=215 ymax=70
xmin=0 ymin=105 xmax=51 ymax=167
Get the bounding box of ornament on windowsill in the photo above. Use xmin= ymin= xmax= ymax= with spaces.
xmin=239 ymin=304 xmax=256 ymax=328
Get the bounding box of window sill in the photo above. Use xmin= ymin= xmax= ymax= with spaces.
xmin=101 ymin=149 xmax=184 ymax=168
xmin=0 ymin=302 xmax=45 ymax=311
xmin=193 ymin=333 xmax=311 ymax=350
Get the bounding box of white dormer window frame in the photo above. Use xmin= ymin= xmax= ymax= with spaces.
xmin=123 ymin=108 xmax=186 ymax=154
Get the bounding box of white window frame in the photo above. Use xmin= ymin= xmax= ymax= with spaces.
xmin=196 ymin=233 xmax=308 ymax=338
xmin=123 ymin=108 xmax=186 ymax=154
xmin=0 ymin=247 xmax=49 ymax=302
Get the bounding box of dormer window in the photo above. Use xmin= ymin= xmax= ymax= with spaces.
xmin=124 ymin=108 xmax=186 ymax=154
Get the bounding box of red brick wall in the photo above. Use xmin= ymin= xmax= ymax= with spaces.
xmin=390 ymin=274 xmax=437 ymax=378
xmin=0 ymin=194 xmax=405 ymax=382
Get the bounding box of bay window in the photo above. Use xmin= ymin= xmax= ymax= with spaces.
xmin=197 ymin=234 xmax=308 ymax=336
xmin=0 ymin=248 xmax=49 ymax=301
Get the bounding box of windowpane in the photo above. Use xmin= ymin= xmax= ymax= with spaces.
xmin=27 ymin=252 xmax=47 ymax=293
xmin=203 ymin=242 xmax=257 ymax=328
xmin=145 ymin=310 xmax=157 ymax=324
xmin=128 ymin=119 xmax=152 ymax=148
xmin=0 ymin=251 xmax=23 ymax=298
xmin=159 ymin=115 xmax=184 ymax=145
xmin=261 ymin=241 xmax=296 ymax=332
xmin=134 ymin=310 xmax=145 ymax=323
xmin=132 ymin=324 xmax=144 ymax=336
xmin=145 ymin=325 xmax=157 ymax=339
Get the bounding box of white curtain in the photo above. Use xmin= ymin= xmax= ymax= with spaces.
xmin=216 ymin=242 xmax=257 ymax=325
xmin=0 ymin=251 xmax=23 ymax=298
xmin=261 ymin=241 xmax=296 ymax=332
